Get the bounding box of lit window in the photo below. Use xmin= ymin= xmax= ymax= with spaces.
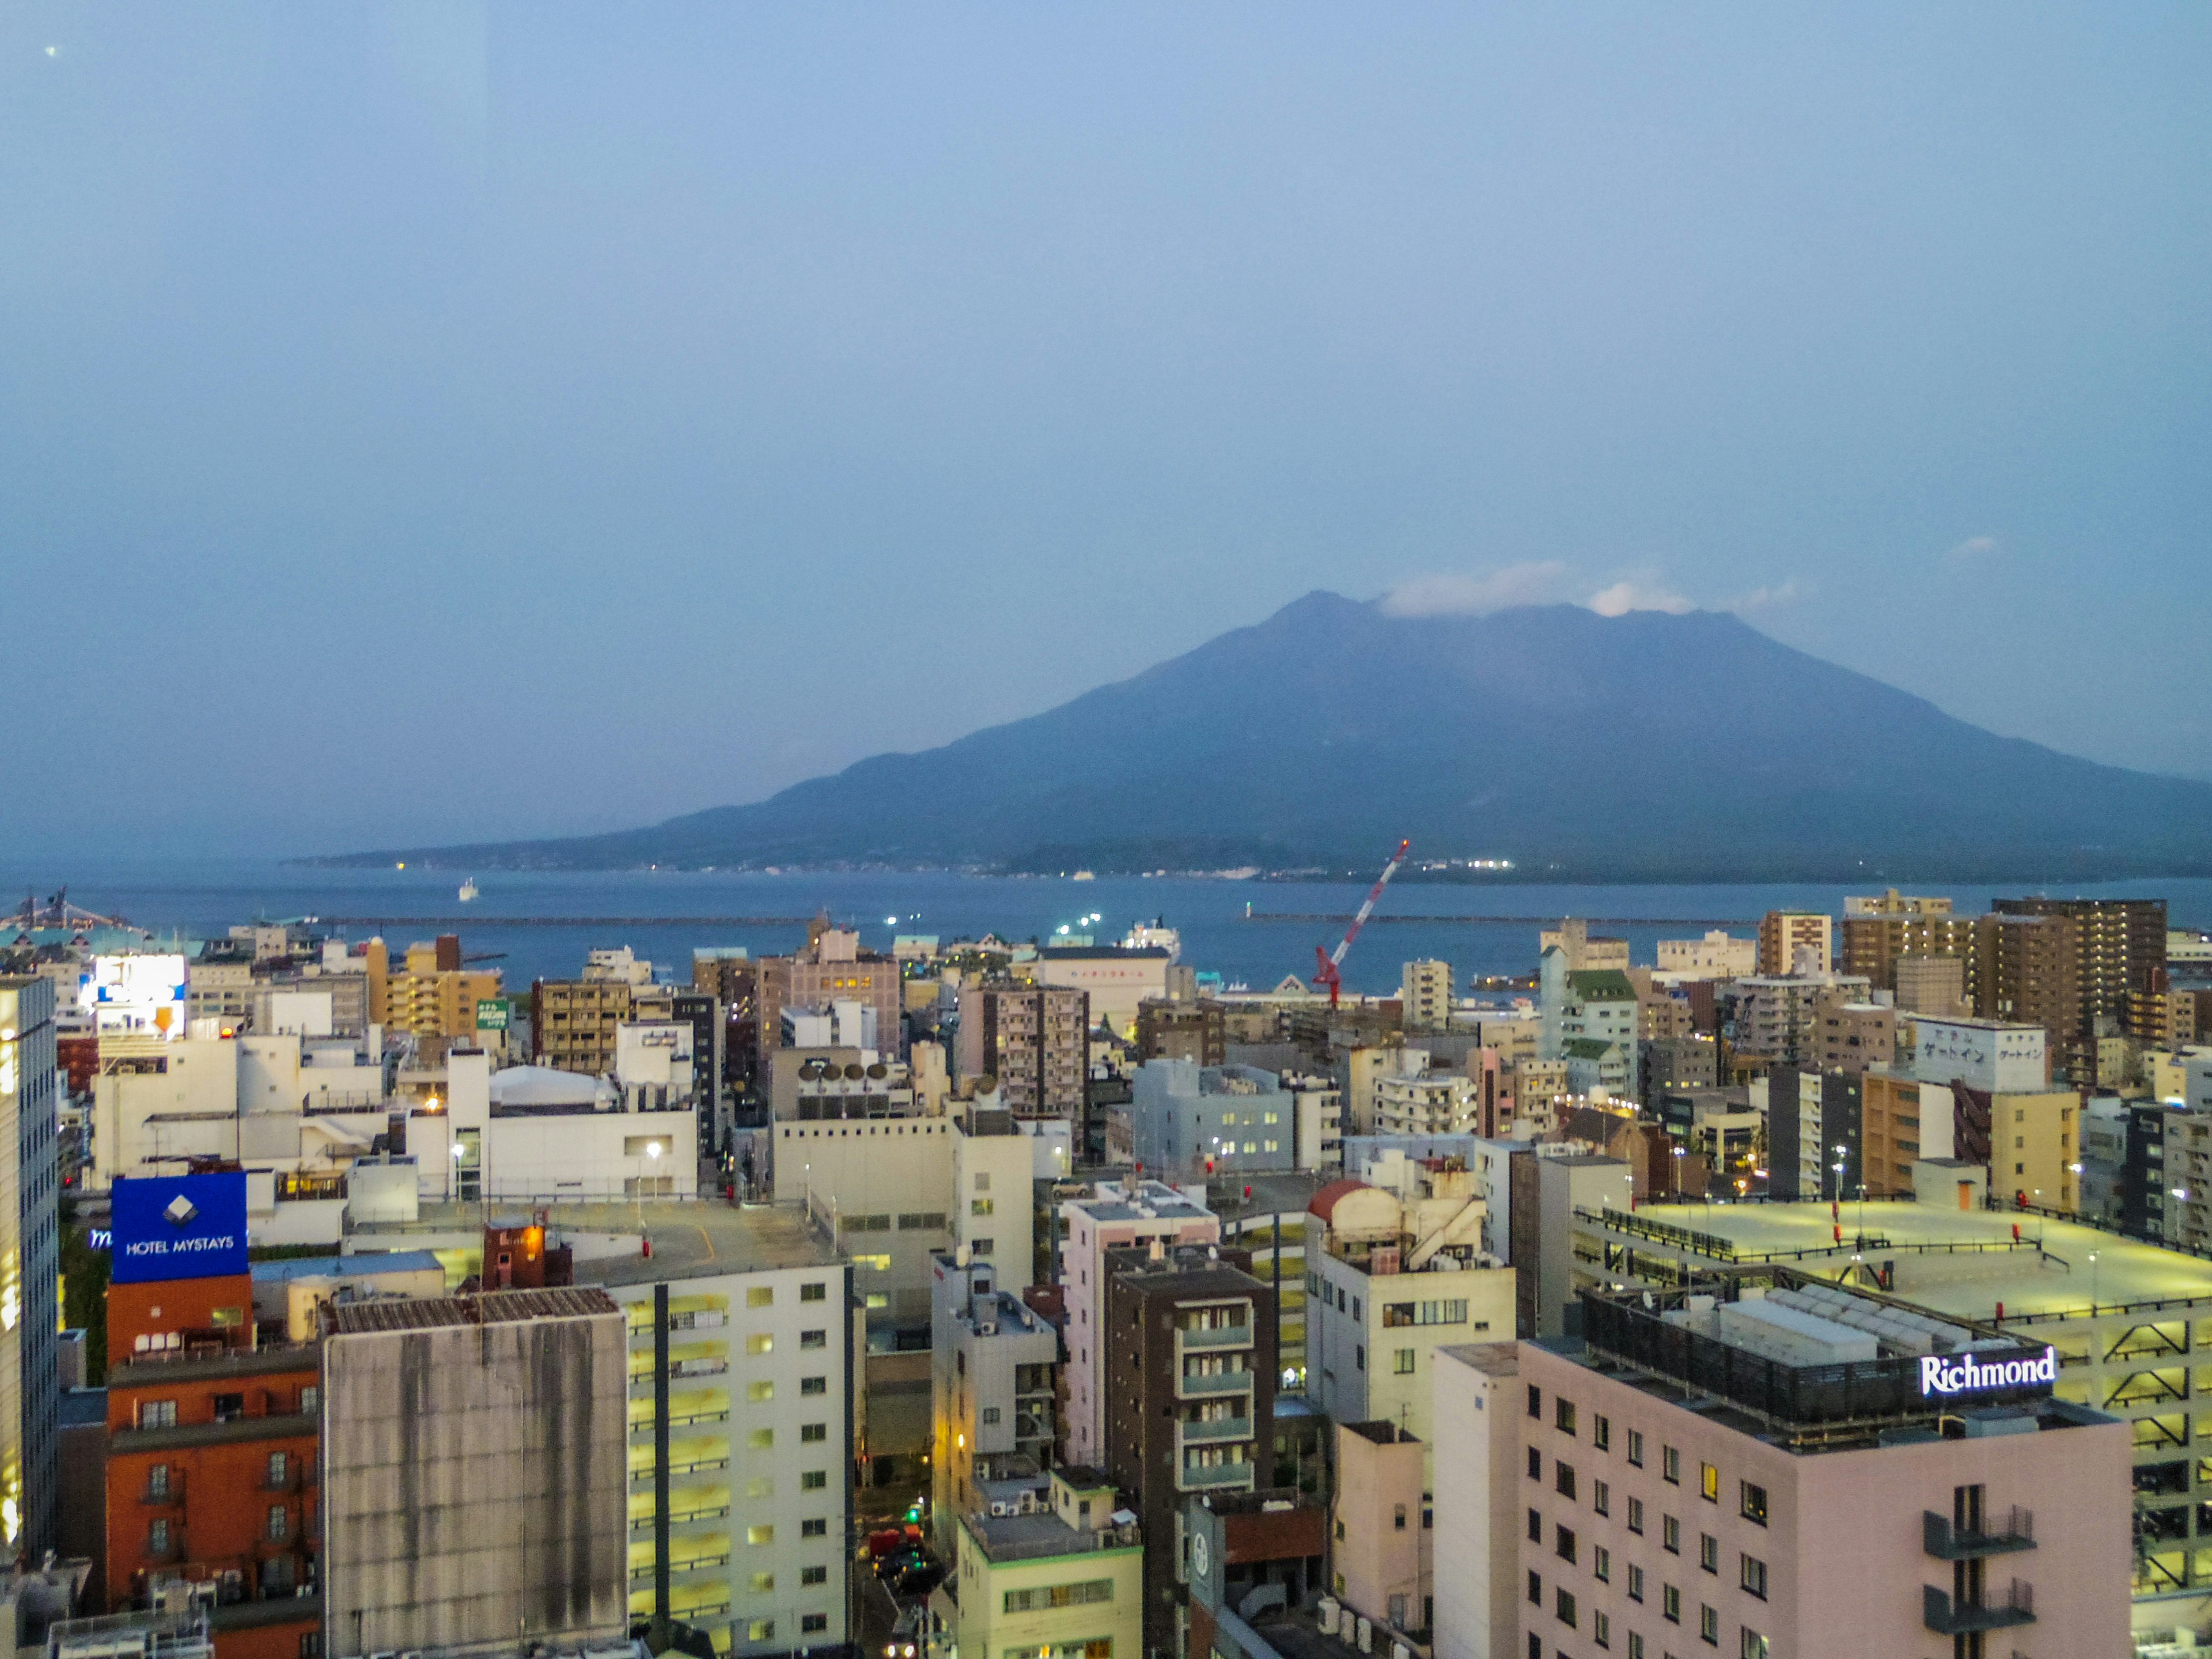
xmin=748 ymin=1525 xmax=775 ymax=1546
xmin=748 ymin=1286 xmax=775 ymax=1308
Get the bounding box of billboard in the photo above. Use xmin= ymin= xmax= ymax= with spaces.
xmin=88 ymin=954 xmax=188 ymax=1041
xmin=111 ymin=1172 xmax=249 ymax=1283
xmin=475 ymin=998 xmax=509 ymax=1032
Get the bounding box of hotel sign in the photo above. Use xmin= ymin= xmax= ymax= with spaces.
xmin=1918 ymin=1346 xmax=2057 ymax=1399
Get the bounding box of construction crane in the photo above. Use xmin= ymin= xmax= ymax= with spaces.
xmin=1312 ymin=838 xmax=1410 ymax=1008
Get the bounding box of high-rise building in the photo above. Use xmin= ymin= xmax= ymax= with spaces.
xmin=929 ymin=1252 xmax=1060 ymax=1550
xmin=1840 ymin=891 xmax=1976 ymax=994
xmin=957 ymin=984 xmax=1089 ymax=1119
xmin=1134 ymin=998 xmax=1226 ymax=1067
xmin=322 ymin=1288 xmax=628 ymax=1657
xmin=1400 ymin=960 xmax=1453 ymax=1033
xmin=1893 ymin=955 xmax=1970 ymax=1018
xmin=1102 ymin=1241 xmax=1277 ymax=1659
xmin=0 ymin=976 xmax=62 ymax=1558
xmin=1974 ymin=913 xmax=2084 ymax=1079
xmin=533 ymin=976 xmax=638 ymax=1075
xmin=1991 ymin=897 xmax=2168 ymax=1085
xmin=1756 ymin=911 xmax=1834 ymax=976
xmin=756 ymin=927 xmax=902 ymax=1073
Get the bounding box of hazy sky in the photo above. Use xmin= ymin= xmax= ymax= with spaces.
xmin=5 ymin=5 xmax=2206 ymax=858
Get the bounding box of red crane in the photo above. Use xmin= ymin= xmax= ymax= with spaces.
xmin=1312 ymin=838 xmax=1410 ymax=1007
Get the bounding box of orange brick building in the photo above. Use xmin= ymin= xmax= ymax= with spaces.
xmin=105 ymin=1263 xmax=323 ymax=1659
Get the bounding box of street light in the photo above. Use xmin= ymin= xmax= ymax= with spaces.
xmin=2088 ymin=1249 xmax=2100 ymax=1312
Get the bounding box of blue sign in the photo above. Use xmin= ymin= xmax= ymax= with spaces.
xmin=110 ymin=1173 xmax=249 ymax=1284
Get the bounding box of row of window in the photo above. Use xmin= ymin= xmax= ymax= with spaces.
xmin=1524 ymin=1575 xmax=1767 ymax=1657
xmin=1003 ymin=1578 xmax=1113 ymax=1612
xmin=1528 ymin=1385 xmax=1767 ymax=1525
xmin=1529 ymin=1505 xmax=1768 ymax=1595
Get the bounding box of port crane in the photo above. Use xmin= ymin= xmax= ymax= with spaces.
xmin=1312 ymin=838 xmax=1409 ymax=1008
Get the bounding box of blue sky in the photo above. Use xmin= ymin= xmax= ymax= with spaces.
xmin=3 ymin=5 xmax=2206 ymax=857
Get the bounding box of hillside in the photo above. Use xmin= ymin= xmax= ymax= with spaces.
xmin=313 ymin=592 xmax=2212 ymax=881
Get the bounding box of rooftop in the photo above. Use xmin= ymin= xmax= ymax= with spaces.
xmin=250 ymin=1251 xmax=443 ymax=1283
xmin=1612 ymin=1199 xmax=2212 ymax=1319
xmin=325 ymin=1286 xmax=618 ymax=1334
xmin=961 ymin=1509 xmax=1139 ymax=1564
xmin=350 ymin=1198 xmax=843 ymax=1286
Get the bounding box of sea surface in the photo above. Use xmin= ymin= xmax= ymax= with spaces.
xmin=6 ymin=857 xmax=2209 ymax=996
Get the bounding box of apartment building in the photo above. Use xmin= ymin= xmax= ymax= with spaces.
xmin=958 ymin=984 xmax=1090 ymax=1119
xmin=1135 ymin=998 xmax=1227 ymax=1067
xmin=1059 ymin=1182 xmax=1219 ymax=1469
xmin=1304 ymin=1175 xmax=1513 ymax=1450
xmin=1839 ymin=891 xmax=1975 ymax=993
xmin=1400 ymin=961 xmax=1454 ymax=1034
xmin=1653 ymin=932 xmax=1755 ymax=980
xmin=929 ymin=1252 xmax=1061 ymax=1551
xmin=1130 ymin=1061 xmax=1294 ymax=1179
xmin=1893 ymin=955 xmax=1970 ymax=1018
xmin=1810 ymin=991 xmax=1896 ymax=1074
xmin=1991 ymin=897 xmax=2169 ymax=1085
xmin=1101 ymin=1242 xmax=1277 ymax=1659
xmin=1756 ymin=911 xmax=1832 ymax=976
xmin=756 ymin=927 xmax=903 ymax=1073
xmin=1432 ymin=1275 xmax=2131 ymax=1659
xmin=0 ymin=976 xmax=60 ymax=1559
xmin=534 ymin=975 xmax=640 ymax=1075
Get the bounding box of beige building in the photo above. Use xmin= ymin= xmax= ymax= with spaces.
xmin=942 ymin=1469 xmax=1142 ymax=1659
xmin=1332 ymin=1420 xmax=1431 ymax=1638
xmin=957 ymin=984 xmax=1089 ymax=1116
xmin=756 ymin=926 xmax=902 ymax=1070
xmin=1811 ymin=991 xmax=1896 ymax=1074
xmin=1539 ymin=919 xmax=1628 ymax=971
xmin=1653 ymin=930 xmax=1755 ymax=979
xmin=1756 ymin=910 xmax=1834 ymax=976
xmin=1895 ymin=954 xmax=1970 ymax=1018
xmin=1400 ymin=960 xmax=1454 ymax=1033
xmin=534 ymin=976 xmax=638 ymax=1075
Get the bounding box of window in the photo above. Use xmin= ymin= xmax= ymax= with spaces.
xmin=1627 ymin=1565 xmax=1644 ymax=1603
xmin=801 ymin=1281 xmax=827 ymax=1302
xmin=971 ymin=1240 xmax=995 ymax=1258
xmin=802 ymin=1376 xmax=827 ymax=1395
xmin=1627 ymin=1429 xmax=1645 ymax=1467
xmin=1662 ymin=1445 xmax=1681 ymax=1484
xmin=300 ymin=1385 xmax=319 ymax=1415
xmin=974 ymin=1172 xmax=990 ymax=1191
xmin=1739 ymin=1629 xmax=1768 ymax=1659
xmin=801 ymin=1422 xmax=827 ymax=1442
xmin=267 ymin=1451 xmax=289 ymax=1487
xmin=972 ymin=1199 xmax=995 ymax=1216
xmin=267 ymin=1505 xmax=290 ymax=1543
xmin=1739 ymin=1482 xmax=1767 ymax=1526
xmin=1700 ymin=1461 xmax=1719 ymax=1503
xmin=982 ymin=1407 xmax=1001 ymax=1425
xmin=1354 ymin=1344 xmax=1365 ymax=1370
xmin=1528 ymin=1385 xmax=1543 ymax=1419
xmin=1594 ymin=1609 xmax=1611 ymax=1649
xmin=1663 ymin=1515 xmax=1681 ymax=1554
xmin=1526 ymin=1571 xmax=1541 ymax=1607
xmin=1594 ymin=1545 xmax=1611 ymax=1583
xmin=1555 ymin=1588 xmax=1577 ymax=1629
xmin=1004 ymin=1580 xmax=1113 ymax=1612
xmin=1527 ymin=1638 xmax=1542 ymax=1659
xmin=146 ymin=1465 xmax=172 ymax=1502
xmin=801 ymin=1566 xmax=828 ymax=1586
xmin=802 ymin=1470 xmax=827 ymax=1490
xmin=1700 ymin=1604 xmax=1719 ymax=1644
xmin=1556 ymin=1397 xmax=1577 ymax=1435
xmin=1663 ymin=1584 xmax=1681 ymax=1623
xmin=1393 ymin=1505 xmax=1407 ymax=1532
xmin=300 ymin=1635 xmax=321 ymax=1659
xmin=1554 ymin=1525 xmax=1577 ymax=1565
xmin=748 ymin=1286 xmax=775 ymax=1308
xmin=747 ymin=1622 xmax=774 ymax=1643
xmin=801 ymin=1518 xmax=827 ymax=1537
xmin=1527 ymin=1509 xmax=1543 ymax=1544
xmin=802 ymin=1614 xmax=828 ymax=1634
xmin=1594 ymin=1414 xmax=1611 ymax=1452
xmin=802 ymin=1329 xmax=827 ymax=1349
xmin=147 ymin=1518 xmax=172 ymax=1556
xmin=749 ymin=1381 xmax=775 ymax=1402
xmin=749 ymin=1428 xmax=775 ymax=1448
xmin=140 ymin=1400 xmax=177 ymax=1430
xmin=1393 ymin=1348 xmax=1416 ymax=1374
xmin=747 ymin=1334 xmax=774 ymax=1355
xmin=751 ymin=1573 xmax=775 ymax=1593
xmin=1527 ymin=1448 xmax=1542 ymax=1481
xmin=1555 ymin=1463 xmax=1576 ymax=1501
xmin=748 ymin=1524 xmax=775 ymax=1546
xmin=1699 ymin=1533 xmax=1718 ymax=1573
xmin=1739 ymin=1555 xmax=1766 ymax=1599
xmin=1593 ymin=1479 xmax=1611 ymax=1517
xmin=1627 ymin=1497 xmax=1645 ymax=1535
xmin=1630 ymin=1635 xmax=1646 ymax=1659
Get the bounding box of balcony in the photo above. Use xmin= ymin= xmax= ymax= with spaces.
xmin=1178 ymin=1460 xmax=1255 ymax=1491
xmin=1178 ymin=1369 xmax=1253 ymax=1400
xmin=1923 ymin=1581 xmax=2035 ymax=1635
xmin=1177 ymin=1324 xmax=1255 ymax=1354
xmin=1177 ymin=1416 xmax=1254 ymax=1448
xmin=1924 ymin=1509 xmax=2035 ymax=1560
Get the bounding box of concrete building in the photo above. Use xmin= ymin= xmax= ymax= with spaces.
xmin=1839 ymin=891 xmax=1974 ymax=994
xmin=930 ymin=1252 xmax=1060 ymax=1551
xmin=1509 ymin=1154 xmax=1633 ymax=1338
xmin=1371 ymin=1067 xmax=1480 ymax=1138
xmin=1059 ymin=1182 xmax=1219 ymax=1469
xmin=322 ymin=1289 xmax=629 ymax=1658
xmin=1336 ymin=1047 xmax=1427 ymax=1138
xmin=756 ymin=927 xmax=903 ymax=1074
xmin=533 ymin=976 xmax=642 ymax=1077
xmin=1639 ymin=1035 xmax=1717 ymax=1099
xmin=772 ymin=1111 xmax=953 ymax=1338
xmin=0 ymin=976 xmax=60 ymax=1558
xmin=1135 ymin=999 xmax=1227 ymax=1068
xmin=1993 ymin=896 xmax=2169 ymax=1067
xmin=1305 ymin=1174 xmax=1513 ymax=1448
xmin=1283 ymin=1074 xmax=1342 ymax=1172
xmin=1029 ymin=946 xmax=1171 ymax=1035
xmin=1539 ymin=960 xmax=1640 ymax=1100
xmin=1652 ymin=932 xmax=1754 ymax=979
xmin=1432 ymin=1272 xmax=2131 ymax=1659
xmin=410 ymin=1050 xmax=700 ymax=1205
xmin=1756 ymin=910 xmax=1833 ymax=976
xmin=1893 ymin=954 xmax=1971 ymax=1018
xmin=1974 ymin=911 xmax=2086 ymax=1082
xmin=959 ymin=984 xmax=1089 ymax=1121
xmin=1538 ymin=921 xmax=1627 ymax=972
xmin=942 ymin=1469 xmax=1141 ymax=1659
xmin=1811 ymin=992 xmax=1896 ymax=1074
xmin=1101 ymin=1243 xmax=1277 ymax=1659
xmin=1180 ymin=1487 xmax=1329 ymax=1659
xmin=1130 ymin=1062 xmax=1293 ymax=1181
xmin=1399 ymin=962 xmax=1453 ymax=1035
xmin=1331 ymin=1421 xmax=1429 ymax=1639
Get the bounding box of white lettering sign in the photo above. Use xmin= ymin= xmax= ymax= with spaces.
xmin=1917 ymin=1346 xmax=2058 ymax=1397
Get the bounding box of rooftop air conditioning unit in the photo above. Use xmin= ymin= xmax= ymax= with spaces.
xmin=990 ymin=1501 xmax=1011 ymax=1517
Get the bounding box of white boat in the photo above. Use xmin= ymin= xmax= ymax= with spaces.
xmin=458 ymin=878 xmax=480 ymax=902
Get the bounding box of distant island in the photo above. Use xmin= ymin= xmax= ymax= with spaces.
xmin=305 ymin=592 xmax=2212 ymax=884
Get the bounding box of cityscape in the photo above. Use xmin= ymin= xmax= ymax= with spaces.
xmin=5 ymin=9 xmax=2206 ymax=1659
xmin=5 ymin=886 xmax=2212 ymax=1659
